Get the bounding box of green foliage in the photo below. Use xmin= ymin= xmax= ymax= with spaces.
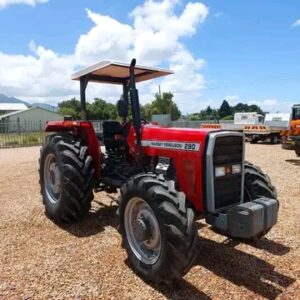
xmin=188 ymin=100 xmax=264 ymax=121
xmin=58 ymin=98 xmax=81 ymax=119
xmin=148 ymin=92 xmax=181 ymax=121
xmin=140 ymin=103 xmax=152 ymax=121
xmin=27 ymin=134 xmax=39 ymax=143
xmin=88 ymin=98 xmax=117 ymax=120
xmin=222 ymin=115 xmax=234 ymax=120
xmin=233 ymin=102 xmax=264 ymax=115
xmin=189 ymin=114 xmax=201 ymax=121
xmin=219 ymin=100 xmax=232 ymax=119
xmin=58 ymin=107 xmax=79 ymax=119
xmin=57 ymin=91 xmax=182 ymax=122
xmin=190 ymin=106 xmax=219 ymax=121
xmin=58 ymin=97 xmax=117 ymax=120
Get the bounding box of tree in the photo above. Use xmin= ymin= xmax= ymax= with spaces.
xmin=58 ymin=98 xmax=81 ymax=119
xmin=231 ymin=102 xmax=264 ymax=115
xmin=58 ymin=97 xmax=118 ymax=120
xmin=151 ymin=92 xmax=181 ymax=121
xmin=140 ymin=103 xmax=152 ymax=121
xmin=219 ymin=100 xmax=232 ymax=119
xmin=58 ymin=107 xmax=79 ymax=119
xmin=89 ymin=98 xmax=117 ymax=120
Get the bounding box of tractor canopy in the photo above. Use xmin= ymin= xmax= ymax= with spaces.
xmin=71 ymin=60 xmax=173 ymax=121
xmin=72 ymin=60 xmax=173 ymax=85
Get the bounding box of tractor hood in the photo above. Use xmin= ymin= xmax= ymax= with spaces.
xmin=140 ymin=124 xmax=213 ymax=153
xmin=127 ymin=123 xmax=218 ymax=159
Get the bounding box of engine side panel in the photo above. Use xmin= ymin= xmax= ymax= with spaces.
xmin=127 ymin=124 xmax=211 ymax=212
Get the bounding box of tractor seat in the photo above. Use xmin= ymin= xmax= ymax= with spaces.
xmin=102 ymin=121 xmax=126 ymax=151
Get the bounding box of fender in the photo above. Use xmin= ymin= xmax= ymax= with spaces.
xmin=45 ymin=121 xmax=100 ymax=181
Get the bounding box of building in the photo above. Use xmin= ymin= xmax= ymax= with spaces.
xmin=0 ymin=103 xmax=28 ymax=115
xmin=0 ymin=107 xmax=63 ymax=133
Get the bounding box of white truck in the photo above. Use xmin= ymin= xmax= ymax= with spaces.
xmin=234 ymin=112 xmax=264 ymax=125
xmin=244 ymin=113 xmax=290 ymax=144
xmin=206 ymin=112 xmax=264 ymax=131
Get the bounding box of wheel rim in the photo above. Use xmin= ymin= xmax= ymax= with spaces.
xmin=124 ymin=197 xmax=162 ymax=265
xmin=44 ymin=153 xmax=62 ymax=204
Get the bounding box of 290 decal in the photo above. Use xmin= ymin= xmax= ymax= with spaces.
xmin=141 ymin=140 xmax=200 ymax=151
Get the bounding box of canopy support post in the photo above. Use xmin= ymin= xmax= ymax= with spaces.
xmin=80 ymin=75 xmax=89 ymax=120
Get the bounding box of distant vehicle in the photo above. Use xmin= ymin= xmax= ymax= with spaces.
xmin=280 ymin=104 xmax=300 ymax=156
xmin=244 ymin=113 xmax=290 ymax=144
xmin=234 ymin=112 xmax=264 ymax=125
xmin=201 ymin=112 xmax=264 ymax=131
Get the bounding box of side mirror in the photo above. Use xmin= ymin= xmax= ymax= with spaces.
xmin=117 ymin=99 xmax=128 ymax=118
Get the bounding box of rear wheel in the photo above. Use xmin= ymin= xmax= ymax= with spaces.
xmin=39 ymin=134 xmax=94 ymax=222
xmin=118 ymin=174 xmax=197 ymax=283
xmin=271 ymin=134 xmax=279 ymax=144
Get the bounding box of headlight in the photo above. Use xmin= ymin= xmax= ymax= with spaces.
xmin=232 ymin=164 xmax=241 ymax=174
xmin=215 ymin=166 xmax=226 ymax=177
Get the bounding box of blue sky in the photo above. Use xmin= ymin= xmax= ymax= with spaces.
xmin=0 ymin=0 xmax=299 ymax=113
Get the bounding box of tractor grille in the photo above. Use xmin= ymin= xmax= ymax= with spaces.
xmin=213 ymin=136 xmax=243 ymax=210
xmin=205 ymin=132 xmax=244 ymax=213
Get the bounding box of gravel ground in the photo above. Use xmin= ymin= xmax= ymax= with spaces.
xmin=0 ymin=144 xmax=299 ymax=299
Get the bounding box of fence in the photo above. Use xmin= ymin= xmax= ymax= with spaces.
xmin=0 ymin=119 xmax=106 ymax=149
xmin=0 ymin=120 xmax=46 ymax=148
xmin=0 ymin=119 xmax=231 ymax=149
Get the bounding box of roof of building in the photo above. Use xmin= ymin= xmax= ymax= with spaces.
xmin=0 ymin=107 xmax=61 ymax=120
xmin=0 ymin=103 xmax=28 ymax=111
xmin=72 ymin=60 xmax=174 ymax=84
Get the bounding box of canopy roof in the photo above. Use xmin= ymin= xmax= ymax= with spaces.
xmin=72 ymin=61 xmax=173 ymax=84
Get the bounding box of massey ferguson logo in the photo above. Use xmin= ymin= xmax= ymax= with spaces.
xmin=141 ymin=140 xmax=200 ymax=151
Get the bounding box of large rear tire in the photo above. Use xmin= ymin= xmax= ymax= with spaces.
xmin=118 ymin=174 xmax=197 ymax=283
xmin=39 ymin=134 xmax=94 ymax=222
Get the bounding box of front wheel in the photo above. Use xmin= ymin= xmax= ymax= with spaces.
xmin=118 ymin=174 xmax=197 ymax=283
xmin=244 ymin=162 xmax=277 ymax=201
xmin=243 ymin=162 xmax=278 ymax=238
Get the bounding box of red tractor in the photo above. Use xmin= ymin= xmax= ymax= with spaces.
xmin=39 ymin=59 xmax=278 ymax=283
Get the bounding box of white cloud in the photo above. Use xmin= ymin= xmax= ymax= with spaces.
xmin=0 ymin=42 xmax=76 ymax=102
xmin=0 ymin=0 xmax=47 ymax=9
xmin=0 ymin=0 xmax=209 ymax=111
xmin=75 ymin=9 xmax=135 ymax=65
xmin=214 ymin=12 xmax=223 ymax=18
xmin=291 ymin=19 xmax=300 ymax=27
xmin=74 ymin=0 xmax=208 ymax=112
